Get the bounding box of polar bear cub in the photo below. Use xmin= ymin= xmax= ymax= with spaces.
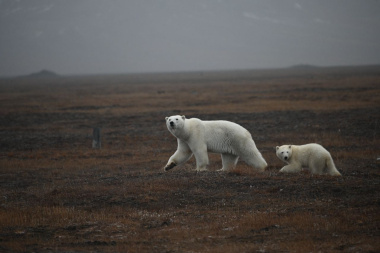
xmin=276 ymin=144 xmax=341 ymax=176
xmin=164 ymin=115 xmax=267 ymax=172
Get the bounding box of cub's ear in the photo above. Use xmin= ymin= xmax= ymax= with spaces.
xmin=165 ymin=117 xmax=168 ymax=121
xmin=181 ymin=115 xmax=186 ymax=120
xmin=276 ymin=146 xmax=279 ymax=150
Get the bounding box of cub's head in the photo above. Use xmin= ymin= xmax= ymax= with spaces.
xmin=165 ymin=115 xmax=186 ymax=133
xmin=276 ymin=145 xmax=292 ymax=163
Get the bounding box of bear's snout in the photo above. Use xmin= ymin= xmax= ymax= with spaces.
xmin=170 ymin=121 xmax=175 ymax=126
xmin=284 ymin=156 xmax=288 ymax=160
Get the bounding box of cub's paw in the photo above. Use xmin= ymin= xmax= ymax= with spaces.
xmin=164 ymin=162 xmax=177 ymax=171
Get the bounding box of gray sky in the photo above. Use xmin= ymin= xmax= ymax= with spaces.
xmin=1 ymin=0 xmax=379 ymax=76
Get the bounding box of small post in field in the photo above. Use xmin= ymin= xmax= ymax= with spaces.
xmin=92 ymin=127 xmax=101 ymax=148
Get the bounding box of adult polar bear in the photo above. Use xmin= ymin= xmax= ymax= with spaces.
xmin=164 ymin=115 xmax=267 ymax=172
xmin=276 ymin=144 xmax=341 ymax=176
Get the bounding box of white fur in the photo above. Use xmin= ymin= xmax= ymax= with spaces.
xmin=276 ymin=144 xmax=341 ymax=176
xmin=164 ymin=115 xmax=267 ymax=172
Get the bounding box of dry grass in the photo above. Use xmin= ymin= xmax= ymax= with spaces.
xmin=0 ymin=66 xmax=379 ymax=252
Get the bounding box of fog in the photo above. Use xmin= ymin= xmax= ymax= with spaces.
xmin=1 ymin=0 xmax=379 ymax=76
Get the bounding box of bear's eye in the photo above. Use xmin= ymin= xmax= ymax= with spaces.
xmin=176 ymin=118 xmax=178 ymax=121
xmin=281 ymin=152 xmax=284 ymax=154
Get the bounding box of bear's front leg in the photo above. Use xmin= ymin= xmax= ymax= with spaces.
xmin=164 ymin=161 xmax=177 ymax=171
xmin=194 ymin=152 xmax=209 ymax=171
xmin=191 ymin=143 xmax=209 ymax=171
xmin=279 ymin=164 xmax=302 ymax=173
xmin=164 ymin=139 xmax=193 ymax=171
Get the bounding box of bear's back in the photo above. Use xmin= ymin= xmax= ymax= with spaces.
xmin=294 ymin=143 xmax=331 ymax=163
xmin=299 ymin=143 xmax=329 ymax=154
xmin=203 ymin=120 xmax=246 ymax=133
xmin=202 ymin=120 xmax=251 ymax=141
xmin=200 ymin=120 xmax=249 ymax=154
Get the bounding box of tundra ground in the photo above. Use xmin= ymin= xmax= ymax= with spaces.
xmin=0 ymin=66 xmax=379 ymax=252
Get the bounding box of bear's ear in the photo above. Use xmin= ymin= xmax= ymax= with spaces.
xmin=165 ymin=117 xmax=168 ymax=121
xmin=276 ymin=146 xmax=279 ymax=150
xmin=181 ymin=115 xmax=186 ymax=120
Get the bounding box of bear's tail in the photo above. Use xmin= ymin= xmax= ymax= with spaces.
xmin=326 ymin=157 xmax=341 ymax=176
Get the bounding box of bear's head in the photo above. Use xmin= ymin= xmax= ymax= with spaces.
xmin=276 ymin=145 xmax=292 ymax=163
xmin=165 ymin=115 xmax=186 ymax=134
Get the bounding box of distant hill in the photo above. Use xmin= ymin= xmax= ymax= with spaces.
xmin=289 ymin=64 xmax=319 ymax=70
xmin=26 ymin=69 xmax=60 ymax=78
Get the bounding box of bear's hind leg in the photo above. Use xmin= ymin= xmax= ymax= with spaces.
xmin=239 ymin=149 xmax=267 ymax=172
xmin=219 ymin=153 xmax=239 ymax=171
xmin=237 ymin=140 xmax=267 ymax=172
xmin=326 ymin=157 xmax=341 ymax=176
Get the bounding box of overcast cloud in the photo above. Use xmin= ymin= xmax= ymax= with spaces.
xmin=1 ymin=0 xmax=379 ymax=76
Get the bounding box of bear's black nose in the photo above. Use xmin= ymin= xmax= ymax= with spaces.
xmin=170 ymin=121 xmax=174 ymax=126
xmin=284 ymin=156 xmax=288 ymax=160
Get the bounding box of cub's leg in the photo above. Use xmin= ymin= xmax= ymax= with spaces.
xmin=309 ymin=158 xmax=326 ymax=175
xmin=279 ymin=164 xmax=302 ymax=173
xmin=164 ymin=139 xmax=193 ymax=171
xmin=310 ymin=157 xmax=341 ymax=176
xmin=219 ymin=153 xmax=239 ymax=171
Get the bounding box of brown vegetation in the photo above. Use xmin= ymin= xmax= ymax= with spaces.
xmin=0 ymin=66 xmax=379 ymax=252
